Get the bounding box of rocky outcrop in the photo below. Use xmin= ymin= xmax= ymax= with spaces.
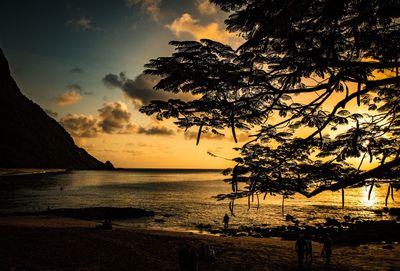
xmin=0 ymin=48 xmax=110 ymax=169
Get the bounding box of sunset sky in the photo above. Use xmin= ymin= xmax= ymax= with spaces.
xmin=0 ymin=0 xmax=245 ymax=168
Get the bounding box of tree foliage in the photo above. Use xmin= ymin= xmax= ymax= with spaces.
xmin=140 ymin=0 xmax=400 ymax=205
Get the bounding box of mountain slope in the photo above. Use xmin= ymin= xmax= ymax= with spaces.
xmin=0 ymin=49 xmax=108 ymax=169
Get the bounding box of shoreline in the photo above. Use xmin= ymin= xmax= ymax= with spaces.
xmin=3 ymin=206 xmax=400 ymax=245
xmin=0 ymin=168 xmax=68 ymax=177
xmin=0 ymin=215 xmax=399 ymax=271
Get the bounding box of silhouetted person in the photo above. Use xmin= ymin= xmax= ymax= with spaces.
xmin=305 ymin=233 xmax=313 ymax=263
xmin=199 ymin=243 xmax=216 ymax=262
xmin=187 ymin=246 xmax=198 ymax=271
xmin=223 ymin=214 xmax=229 ymax=230
xmin=179 ymin=244 xmax=190 ymax=271
xmin=321 ymin=235 xmax=333 ymax=265
xmin=295 ymin=233 xmax=306 ymax=267
xmin=179 ymin=244 xmax=198 ymax=271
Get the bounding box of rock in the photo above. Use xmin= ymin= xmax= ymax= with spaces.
xmin=238 ymin=225 xmax=250 ymax=232
xmin=104 ymin=160 xmax=115 ymax=170
xmin=348 ymin=220 xmax=400 ymax=243
xmin=154 ymin=218 xmax=165 ymax=223
xmin=223 ymin=229 xmax=237 ymax=236
xmin=196 ymin=223 xmax=212 ymax=229
xmin=344 ymin=215 xmax=351 ymax=221
xmin=383 ymin=207 xmax=390 ymax=213
xmin=95 ymin=220 xmax=112 ymax=230
xmin=374 ymin=210 xmax=383 ymax=216
xmin=252 ymin=233 xmax=263 ymax=238
xmin=285 ymin=214 xmax=295 ymax=221
xmin=382 ymin=245 xmax=395 ymax=250
xmin=388 ymin=208 xmax=400 ymax=216
xmin=0 ymin=49 xmax=107 ymax=169
xmin=325 ymin=217 xmax=341 ymax=227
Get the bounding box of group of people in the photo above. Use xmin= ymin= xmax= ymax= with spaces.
xmin=179 ymin=243 xmax=216 ymax=271
xmin=295 ymin=232 xmax=332 ymax=267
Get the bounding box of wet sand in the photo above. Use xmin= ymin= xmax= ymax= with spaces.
xmin=0 ymin=216 xmax=399 ymax=271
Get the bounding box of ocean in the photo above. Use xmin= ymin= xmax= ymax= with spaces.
xmin=0 ymin=169 xmax=398 ymax=231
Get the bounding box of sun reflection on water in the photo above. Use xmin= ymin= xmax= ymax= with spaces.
xmin=362 ymin=185 xmax=377 ymax=207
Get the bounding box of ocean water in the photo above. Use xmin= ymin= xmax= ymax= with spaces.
xmin=0 ymin=169 xmax=398 ymax=231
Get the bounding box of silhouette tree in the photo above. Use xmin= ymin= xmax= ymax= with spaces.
xmin=140 ymin=0 xmax=400 ymax=206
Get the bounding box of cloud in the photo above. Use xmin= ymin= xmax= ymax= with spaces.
xmin=45 ymin=109 xmax=58 ymax=118
xmin=197 ymin=0 xmax=217 ymax=15
xmin=56 ymin=91 xmax=82 ymax=106
xmin=102 ymin=72 xmax=192 ymax=106
xmin=184 ymin=130 xmax=224 ymax=140
xmin=118 ymin=123 xmax=138 ymax=134
xmin=67 ymin=83 xmax=83 ymax=91
xmin=66 ymin=16 xmax=96 ymax=31
xmin=67 ymin=83 xmax=93 ymax=95
xmin=97 ymin=101 xmax=131 ymax=133
xmin=184 ymin=130 xmax=249 ymax=142
xmin=126 ymin=0 xmax=162 ymax=22
xmin=137 ymin=126 xmax=175 ymax=135
xmin=60 ymin=114 xmax=100 ymax=138
xmin=166 ymin=13 xmax=241 ymax=45
xmin=59 ymin=101 xmax=174 ymax=138
xmin=70 ymin=66 xmax=84 ymax=73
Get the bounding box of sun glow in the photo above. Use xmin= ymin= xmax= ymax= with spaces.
xmin=362 ymin=185 xmax=377 ymax=207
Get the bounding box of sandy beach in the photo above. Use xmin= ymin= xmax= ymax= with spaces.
xmin=0 ymin=216 xmax=399 ymax=271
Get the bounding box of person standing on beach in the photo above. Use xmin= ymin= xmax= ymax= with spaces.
xmin=179 ymin=244 xmax=198 ymax=271
xmin=179 ymin=244 xmax=190 ymax=271
xmin=223 ymin=214 xmax=230 ymax=230
xmin=321 ymin=235 xmax=333 ymax=265
xmin=305 ymin=233 xmax=313 ymax=263
xmin=187 ymin=246 xmax=199 ymax=271
xmin=295 ymin=233 xmax=306 ymax=267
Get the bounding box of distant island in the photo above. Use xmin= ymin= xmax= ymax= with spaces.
xmin=0 ymin=48 xmax=112 ymax=170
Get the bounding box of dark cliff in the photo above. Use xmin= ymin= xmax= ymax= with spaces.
xmin=0 ymin=49 xmax=109 ymax=169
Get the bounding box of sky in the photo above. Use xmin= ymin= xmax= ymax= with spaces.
xmin=0 ymin=0 xmax=244 ymax=168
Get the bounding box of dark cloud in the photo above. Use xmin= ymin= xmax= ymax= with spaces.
xmin=102 ymin=72 xmax=193 ymax=106
xmin=45 ymin=109 xmax=58 ymax=118
xmin=97 ymin=102 xmax=131 ymax=133
xmin=70 ymin=66 xmax=84 ymax=74
xmin=60 ymin=114 xmax=100 ymax=138
xmin=67 ymin=83 xmax=83 ymax=91
xmin=137 ymin=126 xmax=175 ymax=136
xmin=67 ymin=83 xmax=93 ymax=95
